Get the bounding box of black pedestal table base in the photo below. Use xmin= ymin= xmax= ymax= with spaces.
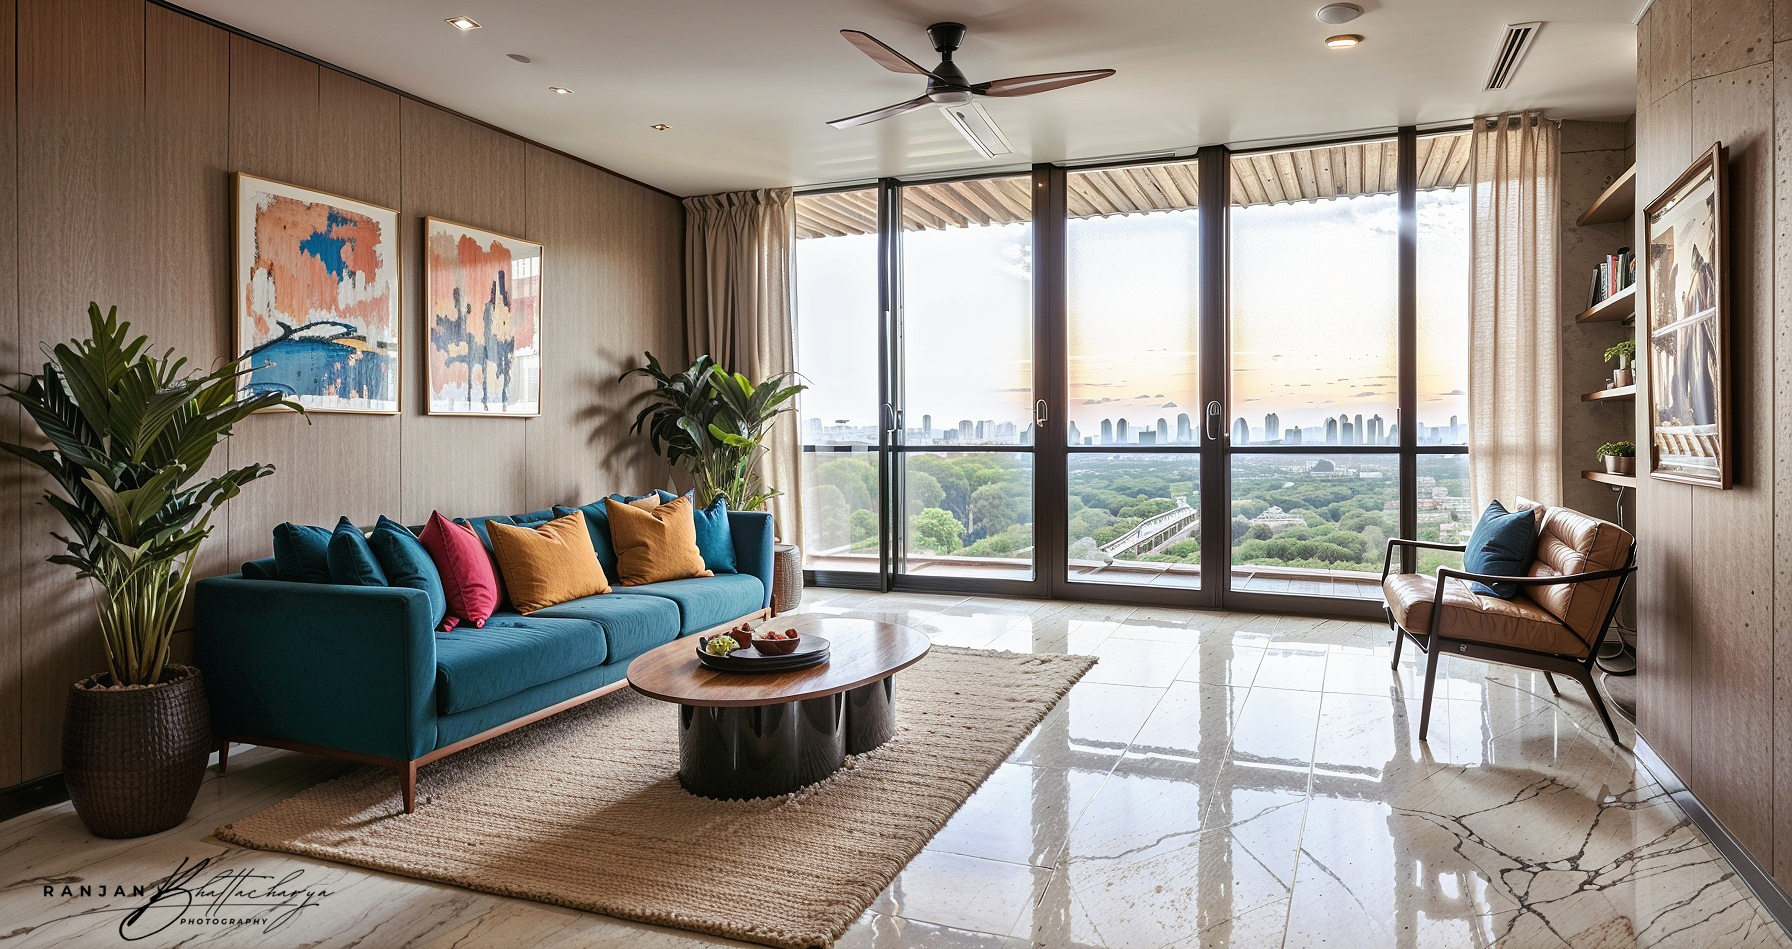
xmin=677 ymin=676 xmax=898 ymax=799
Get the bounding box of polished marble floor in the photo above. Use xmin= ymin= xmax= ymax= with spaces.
xmin=4 ymin=589 xmax=1786 ymax=948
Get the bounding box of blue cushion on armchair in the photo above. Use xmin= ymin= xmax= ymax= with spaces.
xmin=1462 ymin=501 xmax=1538 ymax=599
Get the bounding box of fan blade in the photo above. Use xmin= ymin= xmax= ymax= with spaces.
xmin=827 ymin=95 xmax=933 ymax=129
xmin=972 ymin=69 xmax=1116 ymax=97
xmin=841 ymin=30 xmax=941 ymax=79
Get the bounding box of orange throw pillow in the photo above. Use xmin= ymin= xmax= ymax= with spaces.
xmin=605 ymin=495 xmax=709 ymax=586
xmin=487 ymin=512 xmax=611 ymax=613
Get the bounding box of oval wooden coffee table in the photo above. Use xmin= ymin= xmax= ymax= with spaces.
xmin=627 ymin=615 xmax=929 ymax=800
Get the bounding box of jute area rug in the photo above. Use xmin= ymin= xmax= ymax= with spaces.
xmin=216 ymin=646 xmax=1094 ymax=948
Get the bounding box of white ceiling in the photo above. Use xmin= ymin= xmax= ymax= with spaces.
xmin=177 ymin=0 xmax=1642 ymax=197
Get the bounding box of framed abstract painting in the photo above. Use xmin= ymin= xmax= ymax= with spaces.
xmin=233 ymin=173 xmax=402 ymax=413
xmin=424 ymin=217 xmax=543 ymax=416
xmin=1642 ymin=143 xmax=1729 ymax=489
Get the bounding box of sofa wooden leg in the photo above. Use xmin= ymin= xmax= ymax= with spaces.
xmin=216 ymin=740 xmax=230 ymax=775
xmin=1574 ymin=671 xmax=1622 ymax=744
xmin=400 ymin=762 xmax=418 ymax=814
xmin=1543 ymin=672 xmax=1561 ymax=696
xmin=1417 ymin=641 xmax=1442 ymax=742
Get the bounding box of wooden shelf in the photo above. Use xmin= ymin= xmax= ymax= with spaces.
xmin=1575 ymin=284 xmax=1636 ymax=323
xmin=1582 ymin=469 xmax=1637 ymax=488
xmin=1577 ymin=165 xmax=1636 ymax=226
xmin=1581 ymin=384 xmax=1636 ymax=402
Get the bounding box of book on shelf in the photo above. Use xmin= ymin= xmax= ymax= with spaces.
xmin=1587 ymin=246 xmax=1634 ymax=308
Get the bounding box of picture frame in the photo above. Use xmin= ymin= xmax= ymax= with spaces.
xmin=423 ymin=216 xmax=543 ymax=417
xmin=1642 ymin=142 xmax=1729 ymax=489
xmin=233 ymin=173 xmax=403 ymax=414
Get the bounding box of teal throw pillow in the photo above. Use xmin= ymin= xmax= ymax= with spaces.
xmin=1462 ymin=501 xmax=1537 ymax=599
xmin=271 ymin=522 xmax=333 ymax=583
xmin=656 ymin=490 xmax=737 ymax=574
xmin=327 ymin=517 xmax=388 ymax=586
xmin=369 ymin=516 xmax=448 ymax=630
xmin=554 ymin=503 xmax=620 ymax=580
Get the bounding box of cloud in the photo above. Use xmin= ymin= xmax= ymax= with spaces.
xmin=1161 ymin=402 xmax=1177 ymax=408
xmin=1440 ymin=389 xmax=1464 ymax=395
xmin=1351 ymin=391 xmax=1378 ymax=398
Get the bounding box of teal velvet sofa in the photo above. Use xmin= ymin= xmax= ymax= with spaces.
xmin=195 ymin=507 xmax=774 ymax=812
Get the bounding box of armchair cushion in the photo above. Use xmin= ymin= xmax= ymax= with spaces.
xmin=1383 ymin=573 xmax=1589 ymax=657
xmin=1528 ymin=505 xmax=1634 ymax=647
xmin=1460 ymin=501 xmax=1537 ymax=598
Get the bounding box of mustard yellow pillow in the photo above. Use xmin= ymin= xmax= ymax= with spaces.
xmin=487 ymin=512 xmax=611 ymax=613
xmin=605 ymin=495 xmax=709 ymax=585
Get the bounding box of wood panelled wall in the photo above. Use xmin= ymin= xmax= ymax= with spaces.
xmin=1633 ymin=0 xmax=1789 ymax=889
xmin=0 ymin=0 xmax=684 ymax=787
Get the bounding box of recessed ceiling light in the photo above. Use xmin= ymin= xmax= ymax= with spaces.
xmin=650 ymin=124 xmax=671 ymax=131
xmin=507 ymin=53 xmax=532 ymax=64
xmin=549 ymin=86 xmax=574 ymax=95
xmin=1316 ymin=3 xmax=1363 ymax=25
xmin=1325 ymin=34 xmax=1364 ymax=48
xmin=445 ymin=15 xmax=480 ymax=31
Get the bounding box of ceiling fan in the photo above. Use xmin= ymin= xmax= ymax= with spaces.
xmin=827 ymin=22 xmax=1115 ymax=159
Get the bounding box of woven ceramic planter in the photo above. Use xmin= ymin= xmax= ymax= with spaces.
xmin=772 ymin=543 xmax=803 ymax=616
xmin=63 ymin=664 xmax=211 ymax=838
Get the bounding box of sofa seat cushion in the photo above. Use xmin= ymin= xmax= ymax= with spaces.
xmin=527 ymin=593 xmax=682 ymax=665
xmin=1384 ymin=573 xmax=1588 ymax=657
xmin=435 ymin=616 xmax=608 ymax=715
xmin=610 ymin=573 xmax=765 ymax=634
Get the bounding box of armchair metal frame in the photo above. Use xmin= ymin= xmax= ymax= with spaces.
xmin=1380 ymin=538 xmax=1638 ymax=744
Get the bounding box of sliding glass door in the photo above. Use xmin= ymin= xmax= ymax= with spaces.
xmin=792 ymin=128 xmax=1472 ymax=613
xmin=1061 ymin=160 xmax=1205 ymax=594
xmin=894 ymin=175 xmax=1040 ymax=590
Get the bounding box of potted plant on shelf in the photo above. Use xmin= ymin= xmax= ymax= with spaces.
xmin=1 ymin=304 xmax=298 ymax=837
xmin=1596 ymin=440 xmax=1636 ymax=476
xmin=1604 ymin=340 xmax=1635 ymax=388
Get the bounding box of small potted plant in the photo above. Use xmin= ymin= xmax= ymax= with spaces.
xmin=1604 ymin=340 xmax=1635 ymax=388
xmin=1596 ymin=440 xmax=1636 ymax=476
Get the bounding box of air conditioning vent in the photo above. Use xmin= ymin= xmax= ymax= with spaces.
xmin=1485 ymin=22 xmax=1543 ymax=90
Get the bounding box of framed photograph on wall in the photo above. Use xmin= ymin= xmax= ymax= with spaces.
xmin=1642 ymin=143 xmax=1729 ymax=489
xmin=424 ymin=217 xmax=543 ymax=416
xmin=233 ymin=173 xmax=402 ymax=414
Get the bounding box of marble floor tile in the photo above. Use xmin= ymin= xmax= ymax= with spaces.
xmin=1007 ymin=682 xmax=1164 ymax=772
xmin=1081 ymin=636 xmax=1202 ymax=688
xmin=924 ymin=763 xmax=1109 ymax=868
xmin=870 ymin=851 xmax=1053 ymax=937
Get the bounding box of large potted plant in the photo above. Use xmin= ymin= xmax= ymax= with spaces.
xmin=2 ymin=304 xmax=297 ymax=837
xmin=622 ymin=353 xmax=805 ymax=510
xmin=623 ymin=353 xmax=806 ymax=611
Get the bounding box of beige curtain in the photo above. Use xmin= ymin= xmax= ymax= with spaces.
xmin=682 ymin=188 xmax=801 ymax=544
xmin=1467 ymin=113 xmax=1560 ymax=511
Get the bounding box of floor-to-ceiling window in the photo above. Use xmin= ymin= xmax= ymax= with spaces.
xmin=794 ymin=188 xmax=882 ymax=576
xmin=1063 ymin=160 xmax=1203 ymax=590
xmin=790 ymin=128 xmax=1472 ymax=613
xmin=897 ymin=176 xmax=1037 ymax=581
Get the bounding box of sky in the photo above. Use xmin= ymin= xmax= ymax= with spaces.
xmin=793 ymin=181 xmax=1470 ymax=441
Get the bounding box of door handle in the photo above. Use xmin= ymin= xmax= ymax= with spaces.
xmin=1205 ymin=401 xmax=1223 ymax=442
xmin=882 ymin=403 xmax=897 ymax=436
xmin=1035 ymin=400 xmax=1048 ymax=427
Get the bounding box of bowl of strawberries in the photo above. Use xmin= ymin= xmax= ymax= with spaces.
xmin=754 ymin=627 xmax=803 ymax=655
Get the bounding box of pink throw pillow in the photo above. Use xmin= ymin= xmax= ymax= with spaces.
xmin=419 ymin=511 xmax=499 ymax=631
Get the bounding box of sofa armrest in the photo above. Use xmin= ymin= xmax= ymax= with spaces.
xmin=195 ymin=576 xmax=438 ymax=761
xmin=728 ymin=511 xmax=775 ymax=609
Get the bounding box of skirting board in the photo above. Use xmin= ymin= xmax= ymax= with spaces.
xmin=1635 ymin=734 xmax=1792 ymax=936
xmin=0 ymin=772 xmax=69 ymax=824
